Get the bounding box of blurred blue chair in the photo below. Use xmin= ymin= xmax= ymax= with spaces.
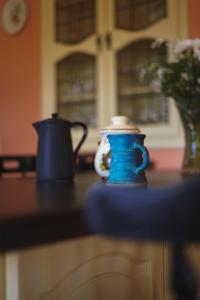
xmin=85 ymin=176 xmax=200 ymax=300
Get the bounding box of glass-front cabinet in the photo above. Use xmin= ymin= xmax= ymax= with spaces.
xmin=42 ymin=0 xmax=187 ymax=151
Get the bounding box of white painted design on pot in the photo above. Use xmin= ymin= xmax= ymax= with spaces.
xmin=94 ymin=135 xmax=110 ymax=178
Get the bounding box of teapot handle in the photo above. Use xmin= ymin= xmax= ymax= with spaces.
xmin=70 ymin=122 xmax=88 ymax=160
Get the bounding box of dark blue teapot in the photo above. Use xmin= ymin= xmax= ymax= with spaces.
xmin=33 ymin=113 xmax=88 ymax=181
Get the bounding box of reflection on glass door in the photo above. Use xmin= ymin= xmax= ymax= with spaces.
xmin=117 ymin=39 xmax=168 ymax=124
xmin=55 ymin=0 xmax=96 ymax=44
xmin=57 ymin=53 xmax=96 ymax=126
xmin=55 ymin=0 xmax=97 ymax=126
xmin=115 ymin=0 xmax=166 ymax=31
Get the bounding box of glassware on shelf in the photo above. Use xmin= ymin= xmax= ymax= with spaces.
xmin=117 ymin=38 xmax=167 ymax=124
xmin=56 ymin=53 xmax=96 ymax=126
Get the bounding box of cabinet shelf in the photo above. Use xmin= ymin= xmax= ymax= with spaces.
xmin=119 ymin=86 xmax=159 ymax=96
xmin=59 ymin=94 xmax=95 ymax=104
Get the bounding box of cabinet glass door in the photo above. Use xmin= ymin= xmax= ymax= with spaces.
xmin=117 ymin=39 xmax=168 ymax=124
xmin=55 ymin=0 xmax=97 ymax=126
xmin=57 ymin=53 xmax=96 ymax=126
xmin=114 ymin=0 xmax=168 ymax=125
xmin=105 ymin=0 xmax=187 ymax=148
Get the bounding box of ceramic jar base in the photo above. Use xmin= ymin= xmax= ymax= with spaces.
xmin=106 ymin=181 xmax=148 ymax=187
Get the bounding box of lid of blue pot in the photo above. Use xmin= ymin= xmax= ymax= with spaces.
xmin=100 ymin=116 xmax=141 ymax=134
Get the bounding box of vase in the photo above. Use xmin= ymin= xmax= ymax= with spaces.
xmin=180 ymin=113 xmax=200 ymax=175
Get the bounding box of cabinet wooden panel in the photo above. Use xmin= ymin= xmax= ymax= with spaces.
xmin=3 ymin=241 xmax=200 ymax=300
xmin=18 ymin=237 xmax=164 ymax=300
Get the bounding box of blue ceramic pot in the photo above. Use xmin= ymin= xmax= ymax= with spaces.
xmin=107 ymin=134 xmax=149 ymax=185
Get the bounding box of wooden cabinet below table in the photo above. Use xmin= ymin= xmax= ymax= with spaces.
xmin=17 ymin=236 xmax=164 ymax=300
xmin=2 ymin=237 xmax=200 ymax=300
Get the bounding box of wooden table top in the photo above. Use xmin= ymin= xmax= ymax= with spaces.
xmin=0 ymin=171 xmax=183 ymax=252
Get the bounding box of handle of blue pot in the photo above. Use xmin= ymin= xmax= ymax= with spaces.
xmin=70 ymin=122 xmax=88 ymax=161
xmin=132 ymin=140 xmax=150 ymax=174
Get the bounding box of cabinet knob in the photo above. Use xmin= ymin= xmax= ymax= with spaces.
xmin=96 ymin=35 xmax=102 ymax=51
xmin=106 ymin=32 xmax=112 ymax=50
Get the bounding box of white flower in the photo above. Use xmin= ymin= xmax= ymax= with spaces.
xmin=194 ymin=47 xmax=200 ymax=60
xmin=181 ymin=72 xmax=189 ymax=81
xmin=151 ymin=38 xmax=165 ymax=49
xmin=192 ymin=39 xmax=200 ymax=48
xmin=157 ymin=67 xmax=164 ymax=79
xmin=174 ymin=39 xmax=193 ymax=57
xmin=192 ymin=39 xmax=200 ymax=60
xmin=139 ymin=68 xmax=147 ymax=81
xmin=152 ymin=79 xmax=161 ymax=91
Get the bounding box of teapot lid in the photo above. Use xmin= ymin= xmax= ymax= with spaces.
xmin=39 ymin=113 xmax=70 ymax=125
xmin=100 ymin=116 xmax=141 ymax=134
